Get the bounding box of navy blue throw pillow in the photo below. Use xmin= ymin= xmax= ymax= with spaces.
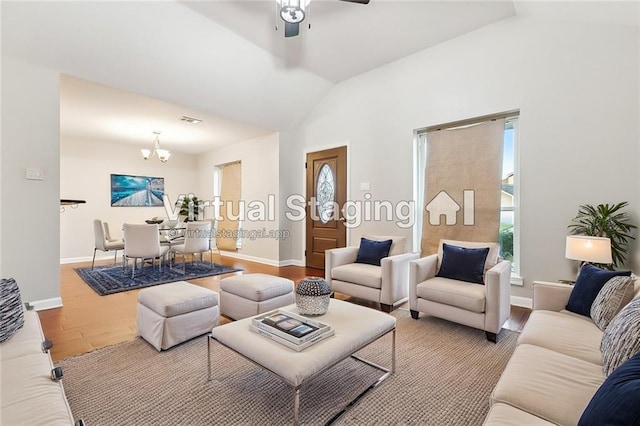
xmin=355 ymin=238 xmax=392 ymax=266
xmin=436 ymin=243 xmax=490 ymax=285
xmin=565 ymin=264 xmax=631 ymax=317
xmin=578 ymin=352 xmax=640 ymax=426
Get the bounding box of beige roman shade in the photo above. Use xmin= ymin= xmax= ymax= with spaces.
xmin=216 ymin=162 xmax=242 ymax=251
xmin=421 ymin=119 xmax=505 ymax=256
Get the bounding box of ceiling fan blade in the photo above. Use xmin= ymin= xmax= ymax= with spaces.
xmin=338 ymin=0 xmax=370 ymax=4
xmin=284 ymin=22 xmax=300 ymax=38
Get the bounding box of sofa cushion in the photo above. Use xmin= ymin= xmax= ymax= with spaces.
xmin=416 ymin=276 xmax=485 ymax=313
xmin=0 ymin=278 xmax=25 ymax=343
xmin=491 ymin=344 xmax=604 ymax=426
xmin=355 ymin=238 xmax=392 ymax=266
xmin=566 ymin=264 xmax=631 ymax=317
xmin=1 ymin=310 xmax=46 ymax=361
xmin=517 ymin=310 xmax=603 ymax=365
xmin=1 ymin=352 xmax=75 ymax=425
xmin=436 ymin=243 xmax=489 ymax=284
xmin=332 ymin=263 xmax=382 ymax=289
xmin=578 ymin=351 xmax=640 ymax=426
xmin=590 ymin=276 xmax=635 ymax=331
xmin=484 ymin=403 xmax=555 ymax=426
xmin=601 ymin=297 xmax=640 ymax=376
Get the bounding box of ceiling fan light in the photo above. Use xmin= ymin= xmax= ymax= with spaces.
xmin=278 ymin=0 xmax=308 ymax=24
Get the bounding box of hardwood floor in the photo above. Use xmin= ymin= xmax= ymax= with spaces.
xmin=42 ymin=255 xmax=530 ymax=361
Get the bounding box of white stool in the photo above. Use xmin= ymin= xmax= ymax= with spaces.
xmin=137 ymin=281 xmax=219 ymax=351
xmin=220 ymin=273 xmax=295 ymax=320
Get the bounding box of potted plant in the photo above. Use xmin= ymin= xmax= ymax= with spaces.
xmin=568 ymin=202 xmax=637 ymax=269
xmin=178 ymin=194 xmax=201 ymax=222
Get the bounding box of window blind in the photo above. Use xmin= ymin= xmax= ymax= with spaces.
xmin=421 ymin=119 xmax=505 ymax=256
xmin=216 ymin=162 xmax=242 ymax=252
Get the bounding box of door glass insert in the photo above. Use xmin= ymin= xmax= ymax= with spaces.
xmin=317 ymin=163 xmax=335 ymax=224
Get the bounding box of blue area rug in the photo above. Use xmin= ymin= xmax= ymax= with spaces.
xmin=75 ymin=261 xmax=241 ymax=296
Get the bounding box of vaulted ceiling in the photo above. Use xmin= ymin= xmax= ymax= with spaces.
xmin=182 ymin=0 xmax=516 ymax=83
xmin=2 ymin=1 xmax=637 ymax=154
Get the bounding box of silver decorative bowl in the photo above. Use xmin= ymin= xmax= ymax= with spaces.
xmin=296 ymin=277 xmax=331 ymax=316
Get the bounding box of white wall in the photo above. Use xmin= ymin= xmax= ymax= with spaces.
xmin=1 ymin=57 xmax=61 ymax=303
xmin=280 ymin=16 xmax=640 ymax=298
xmin=60 ymin=136 xmax=199 ymax=262
xmin=197 ymin=133 xmax=280 ymax=264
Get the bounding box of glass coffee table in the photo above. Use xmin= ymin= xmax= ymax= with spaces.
xmin=207 ymin=299 xmax=396 ymax=425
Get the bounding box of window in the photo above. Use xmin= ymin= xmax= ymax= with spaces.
xmin=216 ymin=161 xmax=242 ymax=251
xmin=499 ymin=118 xmax=520 ymax=281
xmin=317 ymin=163 xmax=336 ymax=224
xmin=414 ymin=113 xmax=520 ymax=284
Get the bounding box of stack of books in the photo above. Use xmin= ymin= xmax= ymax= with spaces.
xmin=250 ymin=309 xmax=334 ymax=351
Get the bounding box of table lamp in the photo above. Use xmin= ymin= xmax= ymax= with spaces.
xmin=565 ymin=235 xmax=613 ymax=265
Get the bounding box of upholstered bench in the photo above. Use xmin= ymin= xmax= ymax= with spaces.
xmin=136 ymin=281 xmax=219 ymax=351
xmin=220 ymin=273 xmax=294 ymax=320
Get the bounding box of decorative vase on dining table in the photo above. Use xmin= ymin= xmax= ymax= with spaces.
xmin=295 ymin=277 xmax=331 ymax=316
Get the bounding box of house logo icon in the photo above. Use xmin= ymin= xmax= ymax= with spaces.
xmin=425 ymin=190 xmax=475 ymax=226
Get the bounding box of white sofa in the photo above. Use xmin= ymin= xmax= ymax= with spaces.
xmin=484 ymin=278 xmax=640 ymax=425
xmin=0 ymin=309 xmax=78 ymax=425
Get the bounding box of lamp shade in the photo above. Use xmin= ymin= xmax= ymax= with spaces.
xmin=565 ymin=235 xmax=613 ymax=264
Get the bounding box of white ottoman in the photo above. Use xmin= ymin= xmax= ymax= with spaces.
xmin=137 ymin=281 xmax=219 ymax=351
xmin=220 ymin=273 xmax=295 ymax=320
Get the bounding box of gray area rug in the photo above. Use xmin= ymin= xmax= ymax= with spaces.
xmin=57 ymin=309 xmax=517 ymax=425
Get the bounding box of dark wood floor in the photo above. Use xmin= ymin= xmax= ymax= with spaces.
xmin=41 ymin=254 xmax=530 ymax=361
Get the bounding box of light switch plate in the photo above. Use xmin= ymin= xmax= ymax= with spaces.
xmin=26 ymin=168 xmax=44 ymax=181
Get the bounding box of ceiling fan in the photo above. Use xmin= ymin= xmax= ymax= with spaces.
xmin=276 ymin=0 xmax=370 ymax=38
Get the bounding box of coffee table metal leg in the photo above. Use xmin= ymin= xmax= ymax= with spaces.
xmin=207 ymin=334 xmax=212 ymax=381
xmin=391 ymin=328 xmax=396 ymax=373
xmin=327 ymin=327 xmax=396 ymax=425
xmin=293 ymin=386 xmax=301 ymax=426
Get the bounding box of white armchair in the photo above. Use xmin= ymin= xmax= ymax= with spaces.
xmin=409 ymin=239 xmax=511 ymax=342
xmin=325 ymin=236 xmax=419 ymax=312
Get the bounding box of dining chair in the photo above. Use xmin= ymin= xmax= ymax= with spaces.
xmin=92 ymin=219 xmax=125 ymax=269
xmin=171 ymin=221 xmax=212 ymax=274
xmin=161 ymin=218 xmax=186 ymax=247
xmin=103 ymin=222 xmax=118 ymax=244
xmin=123 ymin=223 xmax=170 ymax=278
xmin=207 ymin=219 xmax=220 ymax=257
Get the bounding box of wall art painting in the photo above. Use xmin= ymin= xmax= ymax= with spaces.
xmin=110 ymin=174 xmax=164 ymax=207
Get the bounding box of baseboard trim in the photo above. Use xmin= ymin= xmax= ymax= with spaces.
xmin=278 ymin=259 xmax=306 ymax=267
xmin=26 ymin=297 xmax=63 ymax=311
xmin=219 ymin=251 xmax=281 ymax=267
xmin=60 ymin=254 xmax=117 ymax=264
xmin=511 ymin=296 xmax=532 ymax=309
xmin=63 ymin=252 xmax=298 ymax=268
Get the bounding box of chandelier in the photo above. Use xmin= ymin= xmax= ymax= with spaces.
xmin=141 ymin=131 xmax=171 ymax=163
